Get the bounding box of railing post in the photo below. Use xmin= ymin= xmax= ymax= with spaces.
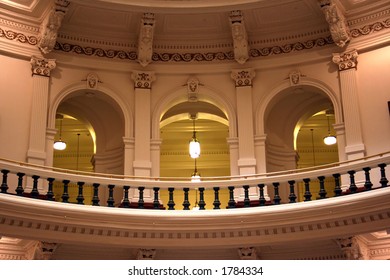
xmin=107 ymin=184 xmax=115 ymax=207
xmin=272 ymin=182 xmax=281 ymax=205
xmin=288 ymin=180 xmax=297 ymax=203
xmin=362 ymin=167 xmax=373 ymax=190
xmin=61 ymin=180 xmax=70 ymax=203
xmin=257 ymin=184 xmax=266 ymax=206
xmin=76 ymin=182 xmax=85 ymax=205
xmin=318 ymin=176 xmax=327 ymax=199
xmin=92 ymin=183 xmax=100 ymax=206
xmin=227 ymin=186 xmax=236 ymax=208
xmin=183 ymin=188 xmax=190 ymax=210
xmin=198 ymin=187 xmax=206 ymax=210
xmin=153 ymin=187 xmax=160 ymax=209
xmin=167 ymin=188 xmax=175 ymax=210
xmin=46 ymin=178 xmax=55 ymax=201
xmin=0 ymin=170 xmax=9 ymax=194
xmin=16 ymin=172 xmax=25 ymax=196
xmin=122 ymin=186 xmax=130 ymax=208
xmin=31 ymin=175 xmax=40 ymax=198
xmin=378 ymin=163 xmax=388 ymax=188
xmin=138 ymin=186 xmax=144 ymax=209
xmin=348 ymin=170 xmax=357 ymax=193
xmin=333 ymin=173 xmax=342 ymax=196
xmin=303 ymin=178 xmax=312 ymax=201
xmin=213 ymin=187 xmax=221 ymax=210
xmin=243 ymin=185 xmax=250 ymax=207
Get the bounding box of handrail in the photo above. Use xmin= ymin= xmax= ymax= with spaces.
xmin=0 ymin=152 xmax=389 ymax=189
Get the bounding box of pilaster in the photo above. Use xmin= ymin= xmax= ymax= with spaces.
xmin=332 ymin=50 xmax=365 ymax=160
xmin=231 ymin=69 xmax=256 ymax=175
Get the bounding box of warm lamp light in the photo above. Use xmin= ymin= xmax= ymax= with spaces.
xmin=54 ymin=116 xmax=67 ymax=150
xmin=323 ymin=113 xmax=337 ymax=146
xmin=189 ymin=116 xmax=200 ymax=158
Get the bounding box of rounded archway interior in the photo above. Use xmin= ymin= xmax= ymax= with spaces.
xmin=56 ymin=89 xmax=126 ymax=175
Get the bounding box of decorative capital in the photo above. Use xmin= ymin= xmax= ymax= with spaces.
xmin=131 ymin=71 xmax=155 ymax=89
xmin=136 ymin=248 xmax=156 ymax=260
xmin=332 ymin=49 xmax=358 ymax=71
xmin=231 ymin=69 xmax=255 ymax=87
xmin=30 ymin=56 xmax=56 ymax=77
xmin=238 ymin=247 xmax=258 ymax=260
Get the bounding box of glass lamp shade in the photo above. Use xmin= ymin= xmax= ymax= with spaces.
xmin=323 ymin=135 xmax=337 ymax=145
xmin=191 ymin=174 xmax=201 ymax=182
xmin=53 ymin=140 xmax=67 ymax=150
xmin=189 ymin=139 xmax=200 ymax=158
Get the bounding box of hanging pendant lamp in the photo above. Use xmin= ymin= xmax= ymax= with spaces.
xmin=189 ymin=117 xmax=200 ymax=159
xmin=54 ymin=115 xmax=67 ymax=150
xmin=323 ymin=114 xmax=337 ymax=145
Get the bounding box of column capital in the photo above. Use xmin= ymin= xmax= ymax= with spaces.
xmin=332 ymin=49 xmax=358 ymax=71
xmin=231 ymin=68 xmax=255 ymax=87
xmin=131 ymin=70 xmax=156 ymax=89
xmin=30 ymin=56 xmax=56 ymax=77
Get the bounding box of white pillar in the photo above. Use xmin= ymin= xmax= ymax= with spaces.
xmin=227 ymin=137 xmax=239 ymax=176
xmin=231 ymin=69 xmax=257 ymax=175
xmin=123 ymin=137 xmax=135 ymax=176
xmin=332 ymin=49 xmax=365 ymax=160
xmin=151 ymin=139 xmax=162 ymax=178
xmin=26 ymin=56 xmax=56 ymax=192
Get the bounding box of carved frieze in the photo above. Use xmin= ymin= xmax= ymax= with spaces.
xmin=231 ymin=69 xmax=255 ymax=87
xmin=30 ymin=56 xmax=56 ymax=77
xmin=131 ymin=71 xmax=155 ymax=89
xmin=332 ymin=49 xmax=358 ymax=71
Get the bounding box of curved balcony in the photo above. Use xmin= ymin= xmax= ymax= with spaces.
xmin=0 ymin=153 xmax=389 ymax=253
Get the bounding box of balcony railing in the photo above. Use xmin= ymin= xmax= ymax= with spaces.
xmin=0 ymin=153 xmax=388 ymax=210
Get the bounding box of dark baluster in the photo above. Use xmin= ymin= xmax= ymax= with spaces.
xmin=258 ymin=184 xmax=266 ymax=206
xmin=182 ymin=188 xmax=190 ymax=210
xmin=107 ymin=184 xmax=115 ymax=207
xmin=243 ymin=185 xmax=250 ymax=207
xmin=167 ymin=188 xmax=175 ymax=210
xmin=227 ymin=186 xmax=236 ymax=208
xmin=46 ymin=178 xmax=55 ymax=201
xmin=153 ymin=187 xmax=160 ymax=209
xmin=61 ymin=180 xmax=70 ymax=203
xmin=76 ymin=182 xmax=85 ymax=205
xmin=348 ymin=170 xmax=357 ymax=193
xmin=15 ymin=172 xmax=25 ymax=196
xmin=333 ymin=173 xmax=342 ymax=196
xmin=288 ymin=180 xmax=297 ymax=203
xmin=318 ymin=176 xmax=327 ymax=199
xmin=303 ymin=178 xmax=312 ymax=201
xmin=122 ymin=186 xmax=130 ymax=208
xmin=137 ymin=186 xmax=144 ymax=209
xmin=213 ymin=187 xmax=221 ymax=210
xmin=0 ymin=170 xmax=9 ymax=193
xmin=362 ymin=167 xmax=373 ymax=190
xmin=31 ymin=175 xmax=40 ymax=198
xmin=378 ymin=163 xmax=388 ymax=188
xmin=198 ymin=187 xmax=206 ymax=210
xmin=92 ymin=183 xmax=100 ymax=206
xmin=273 ymin=182 xmax=281 ymax=205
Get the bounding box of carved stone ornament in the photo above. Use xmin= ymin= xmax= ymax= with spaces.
xmin=30 ymin=56 xmax=56 ymax=77
xmin=332 ymin=49 xmax=358 ymax=71
xmin=136 ymin=248 xmax=156 ymax=260
xmin=238 ymin=247 xmax=258 ymax=260
xmin=37 ymin=1 xmax=69 ymax=54
xmin=137 ymin=13 xmax=155 ymax=67
xmin=86 ymin=72 xmax=99 ymax=89
xmin=131 ymin=71 xmax=156 ymax=89
xmin=289 ymin=70 xmax=302 ymax=86
xmin=187 ymin=76 xmax=200 ymax=102
xmin=231 ymin=69 xmax=255 ymax=87
xmin=336 ymin=236 xmax=363 ymax=260
xmin=319 ymin=0 xmax=350 ymax=48
xmin=229 ymin=10 xmax=249 ymax=65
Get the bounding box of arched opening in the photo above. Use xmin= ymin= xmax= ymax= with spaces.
xmin=264 ymin=85 xmax=339 ymax=201
xmin=159 ymin=101 xmax=231 ymax=209
xmin=52 ymin=89 xmax=126 ymax=204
